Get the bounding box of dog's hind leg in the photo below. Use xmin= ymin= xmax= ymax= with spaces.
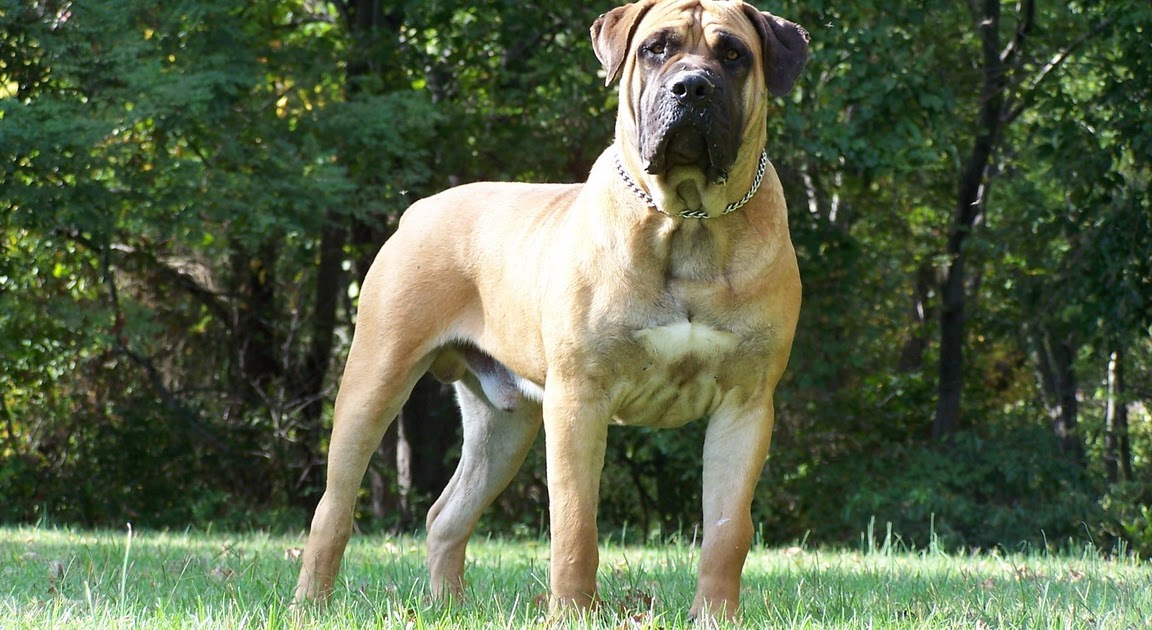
xmin=425 ymin=371 xmax=542 ymax=599
xmin=293 ymin=224 xmax=484 ymax=604
xmin=293 ymin=338 xmax=433 ymax=603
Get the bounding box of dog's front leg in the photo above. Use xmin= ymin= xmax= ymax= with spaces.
xmin=691 ymin=397 xmax=776 ymax=621
xmin=543 ymin=380 xmax=609 ymax=612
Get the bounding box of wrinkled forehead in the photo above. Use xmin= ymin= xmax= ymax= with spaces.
xmin=634 ymin=0 xmax=757 ymax=48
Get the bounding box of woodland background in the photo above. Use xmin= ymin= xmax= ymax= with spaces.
xmin=2 ymin=0 xmax=1150 ymax=554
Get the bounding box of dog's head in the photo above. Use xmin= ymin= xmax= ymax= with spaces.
xmin=592 ymin=0 xmax=808 ymax=214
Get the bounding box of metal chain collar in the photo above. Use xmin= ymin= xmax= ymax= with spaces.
xmin=613 ymin=148 xmax=768 ymax=219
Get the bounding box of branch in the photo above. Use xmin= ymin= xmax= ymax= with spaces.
xmin=1000 ymin=0 xmax=1036 ymax=67
xmin=1003 ymin=17 xmax=1116 ymax=125
xmin=98 ymin=242 xmax=231 ymax=453
xmin=185 ymin=139 xmax=213 ymax=169
xmin=99 ymin=243 xmax=170 ymax=406
xmin=58 ymin=229 xmax=233 ymax=328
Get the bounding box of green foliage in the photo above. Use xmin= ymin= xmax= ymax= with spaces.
xmin=792 ymin=423 xmax=1102 ymax=551
xmin=1 ymin=0 xmax=1150 ymax=557
xmin=1100 ymin=481 xmax=1152 ymax=558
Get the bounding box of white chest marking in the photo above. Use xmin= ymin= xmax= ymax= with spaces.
xmin=634 ymin=321 xmax=739 ymax=361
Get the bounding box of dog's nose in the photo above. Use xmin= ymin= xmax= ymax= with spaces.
xmin=669 ymin=72 xmax=715 ymax=105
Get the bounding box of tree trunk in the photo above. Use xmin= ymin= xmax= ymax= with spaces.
xmin=401 ymin=375 xmax=459 ymax=516
xmin=932 ymin=0 xmax=1010 ymax=438
xmin=1033 ymin=327 xmax=1084 ymax=464
xmin=1051 ymin=339 xmax=1082 ymax=463
xmin=1104 ymin=347 xmax=1132 ymax=483
xmin=898 ymin=262 xmax=934 ymax=373
xmin=370 ymin=421 xmax=401 ymax=523
xmin=395 ymin=406 xmax=414 ymax=528
xmin=226 ymin=240 xmax=286 ymax=502
xmin=365 ymin=377 xmax=459 ymax=533
xmin=289 ymin=217 xmax=347 ymax=510
xmin=232 ymin=240 xmax=283 ymax=401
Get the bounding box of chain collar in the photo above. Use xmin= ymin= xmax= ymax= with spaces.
xmin=613 ymin=148 xmax=768 ymax=219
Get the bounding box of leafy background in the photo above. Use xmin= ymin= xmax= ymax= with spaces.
xmin=1 ymin=0 xmax=1150 ymax=555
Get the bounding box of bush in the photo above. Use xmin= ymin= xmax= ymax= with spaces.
xmin=0 ymin=387 xmax=301 ymax=531
xmin=1099 ymin=480 xmax=1152 ymax=558
xmin=767 ymin=423 xmax=1104 ymax=550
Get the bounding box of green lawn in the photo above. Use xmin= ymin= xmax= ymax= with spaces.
xmin=1 ymin=525 xmax=1149 ymax=628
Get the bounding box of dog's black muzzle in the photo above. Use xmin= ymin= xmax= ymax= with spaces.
xmin=640 ymin=67 xmax=740 ymax=185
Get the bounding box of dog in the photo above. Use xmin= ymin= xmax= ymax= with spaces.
xmin=293 ymin=0 xmax=807 ymax=620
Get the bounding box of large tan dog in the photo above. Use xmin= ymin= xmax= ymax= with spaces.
xmin=294 ymin=0 xmax=807 ymax=619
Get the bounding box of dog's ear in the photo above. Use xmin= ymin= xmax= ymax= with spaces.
xmin=741 ymin=5 xmax=810 ymax=97
xmin=591 ymin=0 xmax=655 ymax=86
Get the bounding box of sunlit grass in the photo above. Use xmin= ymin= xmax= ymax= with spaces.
xmin=2 ymin=524 xmax=1149 ymax=628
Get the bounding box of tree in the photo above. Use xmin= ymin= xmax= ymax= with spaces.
xmin=1 ymin=0 xmax=1150 ymax=553
xmin=932 ymin=0 xmax=1118 ymax=438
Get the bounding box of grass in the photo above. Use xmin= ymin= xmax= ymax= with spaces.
xmin=1 ymin=524 xmax=1150 ymax=628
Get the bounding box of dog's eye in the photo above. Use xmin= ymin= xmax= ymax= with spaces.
xmin=646 ymin=42 xmax=666 ymax=56
xmin=724 ymin=49 xmax=741 ymax=62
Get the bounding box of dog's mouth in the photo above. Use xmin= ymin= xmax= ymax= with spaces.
xmin=641 ymin=106 xmax=737 ymax=186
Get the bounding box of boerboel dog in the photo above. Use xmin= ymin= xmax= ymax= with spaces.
xmin=294 ymin=0 xmax=807 ymax=619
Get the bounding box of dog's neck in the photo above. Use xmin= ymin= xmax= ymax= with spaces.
xmin=613 ymin=147 xmax=768 ymax=220
xmin=596 ymin=145 xmax=782 ymax=283
xmin=662 ymin=218 xmax=734 ymax=281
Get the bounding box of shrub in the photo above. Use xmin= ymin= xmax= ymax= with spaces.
xmin=766 ymin=423 xmax=1103 ymax=550
xmin=1099 ymin=480 xmax=1152 ymax=558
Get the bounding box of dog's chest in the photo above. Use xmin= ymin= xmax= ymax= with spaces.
xmin=610 ymin=319 xmax=744 ymax=428
xmin=634 ymin=320 xmax=738 ymax=360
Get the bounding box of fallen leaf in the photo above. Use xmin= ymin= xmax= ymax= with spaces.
xmin=209 ymin=566 xmax=236 ymax=581
xmin=618 ymin=586 xmax=654 ymax=611
xmin=48 ymin=560 xmax=65 ymax=582
xmin=616 ymin=610 xmax=665 ymax=630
